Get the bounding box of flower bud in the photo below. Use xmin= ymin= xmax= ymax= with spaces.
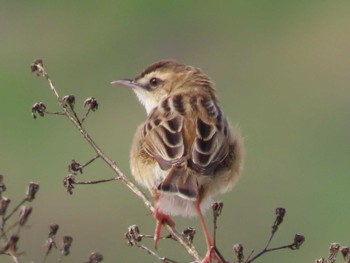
xmin=61 ymin=235 xmax=73 ymax=256
xmin=26 ymin=182 xmax=39 ymax=201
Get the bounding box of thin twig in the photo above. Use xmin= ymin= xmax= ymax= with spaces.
xmin=74 ymin=178 xmax=117 ymax=185
xmin=135 ymin=243 xmax=179 ymax=263
xmin=244 ymin=208 xmax=292 ymax=263
xmin=42 ymin=253 xmax=48 ymax=263
xmin=141 ymin=234 xmax=176 ymax=242
xmin=81 ymin=155 xmax=100 ymax=168
xmin=245 ymin=227 xmax=277 ymax=262
xmin=66 ymin=103 xmax=82 ymax=126
xmin=10 ymin=254 xmax=20 ymax=263
xmin=44 ymin=111 xmax=65 ymax=116
xmin=213 ymin=212 xmax=218 ymax=247
xmin=245 ymin=244 xmax=290 ymax=263
xmin=210 ymin=201 xmax=226 ymax=263
xmin=81 ymin=107 xmax=91 ymax=124
xmin=0 ymin=221 xmax=18 ymax=239
xmin=4 ymin=199 xmax=26 ymax=222
xmin=244 ymin=250 xmax=254 ymax=262
xmin=213 ymin=247 xmax=227 ymax=263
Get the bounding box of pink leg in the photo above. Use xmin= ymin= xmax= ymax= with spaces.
xmin=194 ymin=200 xmax=227 ymax=263
xmin=194 ymin=200 xmax=214 ymax=263
xmin=153 ymin=193 xmax=175 ymax=249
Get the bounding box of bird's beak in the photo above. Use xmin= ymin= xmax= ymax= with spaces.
xmin=111 ymin=78 xmax=142 ymax=89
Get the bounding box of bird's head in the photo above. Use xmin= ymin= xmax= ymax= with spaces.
xmin=111 ymin=60 xmax=215 ymax=114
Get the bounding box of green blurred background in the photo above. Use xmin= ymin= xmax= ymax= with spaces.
xmin=1 ymin=1 xmax=349 ymax=262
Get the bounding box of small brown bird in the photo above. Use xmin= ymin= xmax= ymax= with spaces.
xmin=112 ymin=61 xmax=244 ymax=263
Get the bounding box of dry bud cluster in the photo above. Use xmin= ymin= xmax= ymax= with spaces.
xmin=233 ymin=243 xmax=244 ymax=263
xmin=84 ymin=97 xmax=99 ymax=112
xmin=0 ymin=176 xmax=38 ymax=261
xmin=315 ymin=243 xmax=350 ymax=263
xmin=0 ymin=174 xmax=103 ymax=263
xmin=85 ymin=252 xmax=104 ymax=263
xmin=125 ymin=224 xmax=142 ymax=246
xmin=30 ymin=58 xmax=44 ymax=76
xmin=182 ymin=227 xmax=196 ymax=244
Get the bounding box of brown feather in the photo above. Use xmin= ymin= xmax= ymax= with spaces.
xmin=158 ymin=166 xmax=198 ymax=200
xmin=142 ymin=90 xmax=232 ymax=198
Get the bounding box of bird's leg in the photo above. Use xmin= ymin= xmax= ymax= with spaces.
xmin=153 ymin=192 xmax=175 ymax=249
xmin=194 ymin=200 xmax=225 ymax=263
xmin=194 ymin=200 xmax=214 ymax=262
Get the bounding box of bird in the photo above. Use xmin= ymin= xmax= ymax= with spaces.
xmin=111 ymin=60 xmax=244 ymax=263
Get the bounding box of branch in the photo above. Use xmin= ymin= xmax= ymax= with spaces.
xmin=30 ymin=59 xmax=200 ymax=262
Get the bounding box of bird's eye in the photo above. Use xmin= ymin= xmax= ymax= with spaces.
xmin=149 ymin=77 xmax=159 ymax=87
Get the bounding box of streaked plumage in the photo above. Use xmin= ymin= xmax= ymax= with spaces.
xmin=112 ymin=61 xmax=244 ymax=263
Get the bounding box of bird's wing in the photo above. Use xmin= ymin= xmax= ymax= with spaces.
xmin=190 ymin=96 xmax=230 ymax=174
xmin=143 ymin=95 xmax=230 ymax=199
xmin=143 ymin=109 xmax=185 ymax=171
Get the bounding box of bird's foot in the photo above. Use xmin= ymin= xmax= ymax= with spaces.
xmin=201 ymin=247 xmax=228 ymax=263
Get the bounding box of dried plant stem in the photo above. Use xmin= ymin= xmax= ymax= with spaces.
xmin=42 ymin=253 xmax=48 ymax=263
xmin=74 ymin=178 xmax=116 ymax=185
xmin=10 ymin=254 xmax=20 ymax=263
xmin=44 ymin=111 xmax=65 ymax=116
xmin=81 ymin=155 xmax=100 ymax=168
xmin=141 ymin=234 xmax=175 ymax=241
xmin=245 ymin=244 xmax=290 ymax=263
xmin=3 ymin=199 xmax=26 ymax=223
xmin=135 ymin=243 xmax=178 ymax=263
xmin=245 ymin=228 xmax=278 ymax=262
xmin=34 ymin=63 xmax=201 ymax=262
xmin=81 ymin=107 xmax=91 ymax=123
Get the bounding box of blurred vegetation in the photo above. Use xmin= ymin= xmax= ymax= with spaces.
xmin=1 ymin=1 xmax=349 ymax=262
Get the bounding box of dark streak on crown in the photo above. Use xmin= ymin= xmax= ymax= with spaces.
xmin=137 ymin=60 xmax=176 ymax=79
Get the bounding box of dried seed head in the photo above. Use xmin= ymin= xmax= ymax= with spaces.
xmin=0 ymin=196 xmax=11 ymax=215
xmin=26 ymin=182 xmax=39 ymax=201
xmin=68 ymin=160 xmax=82 ymax=174
xmin=182 ymin=227 xmax=196 ymax=243
xmin=84 ymin=97 xmax=99 ymax=112
xmin=44 ymin=238 xmax=56 ymax=256
xmin=61 ymin=235 xmax=73 ymax=256
xmin=211 ymin=201 xmax=224 ymax=217
xmin=340 ymin=246 xmax=350 ymax=261
xmin=233 ymin=243 xmax=244 ymax=262
xmin=49 ymin=223 xmax=60 ymax=237
xmin=45 ymin=223 xmax=59 ymax=256
xmin=31 ymin=58 xmax=44 ymax=76
xmin=275 ymin=207 xmax=286 ymax=219
xmin=125 ymin=225 xmax=142 ymax=246
xmin=329 ymin=242 xmax=340 ymax=260
xmin=272 ymin=207 xmax=286 ymax=233
xmin=32 ymin=102 xmax=47 ymax=119
xmin=330 ymin=242 xmax=340 ymax=253
xmin=62 ymin=95 xmax=76 ymax=109
xmin=2 ymin=234 xmax=19 ymax=254
xmin=0 ymin=174 xmax=6 ymax=194
xmin=19 ymin=206 xmax=33 ymax=226
xmin=63 ymin=174 xmax=76 ymax=194
xmin=290 ymin=234 xmax=305 ymax=250
xmin=87 ymin=252 xmax=104 ymax=263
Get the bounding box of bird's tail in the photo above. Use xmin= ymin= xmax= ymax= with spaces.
xmin=157 ymin=166 xmax=199 ymax=200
